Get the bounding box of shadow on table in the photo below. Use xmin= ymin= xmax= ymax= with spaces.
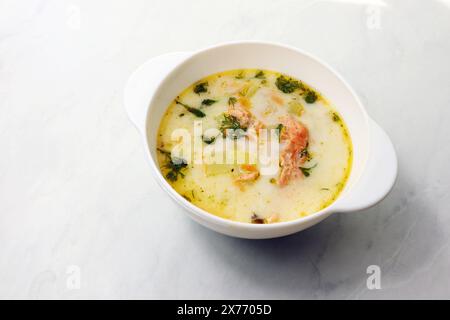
xmin=188 ymin=170 xmax=441 ymax=298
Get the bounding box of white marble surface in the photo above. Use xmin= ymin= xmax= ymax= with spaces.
xmin=1 ymin=0 xmax=450 ymax=299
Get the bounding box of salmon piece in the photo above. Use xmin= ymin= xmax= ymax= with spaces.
xmin=228 ymin=102 xmax=252 ymax=128
xmin=240 ymin=164 xmax=258 ymax=172
xmin=235 ymin=164 xmax=260 ymax=184
xmin=235 ymin=171 xmax=259 ymax=182
xmin=226 ymin=99 xmax=264 ymax=185
xmin=278 ymin=115 xmax=309 ymax=186
xmin=227 ymin=98 xmax=264 ymax=134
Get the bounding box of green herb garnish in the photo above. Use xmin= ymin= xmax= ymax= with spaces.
xmin=175 ymin=100 xmax=206 ymax=118
xmin=202 ymin=134 xmax=217 ymax=144
xmin=235 ymin=71 xmax=244 ymax=79
xmin=219 ymin=114 xmax=247 ymax=139
xmin=228 ymin=96 xmax=237 ymax=106
xmin=165 ymin=157 xmax=188 ymax=181
xmin=221 ymin=114 xmax=242 ymax=130
xmin=193 ymin=82 xmax=208 ymax=94
xmin=304 ymin=90 xmax=318 ymax=103
xmin=255 ymin=70 xmax=265 ymax=79
xmin=275 ymin=75 xmax=302 ymax=93
xmin=332 ymin=112 xmax=340 ymax=122
xmin=201 ymin=99 xmax=217 ymax=106
xmin=157 ymin=148 xmax=188 ymax=182
xmin=299 ymin=163 xmax=317 ymax=177
xmin=276 ymin=123 xmax=283 ymax=142
xmin=157 ymin=148 xmax=171 ymax=157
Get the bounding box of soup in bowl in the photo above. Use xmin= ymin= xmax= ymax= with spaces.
xmin=124 ymin=42 xmax=397 ymax=238
xmin=156 ymin=69 xmax=352 ymax=223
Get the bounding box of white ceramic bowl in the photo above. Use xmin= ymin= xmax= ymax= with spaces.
xmin=124 ymin=41 xmax=397 ymax=239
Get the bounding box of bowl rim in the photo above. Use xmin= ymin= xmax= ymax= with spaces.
xmin=145 ymin=40 xmax=370 ymax=231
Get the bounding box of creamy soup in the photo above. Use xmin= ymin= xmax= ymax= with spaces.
xmin=156 ymin=69 xmax=352 ymax=223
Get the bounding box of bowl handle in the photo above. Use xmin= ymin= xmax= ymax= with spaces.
xmin=123 ymin=52 xmax=191 ymax=133
xmin=334 ymin=118 xmax=398 ymax=212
